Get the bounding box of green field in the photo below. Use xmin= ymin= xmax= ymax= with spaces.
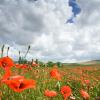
xmin=0 ymin=64 xmax=100 ymax=100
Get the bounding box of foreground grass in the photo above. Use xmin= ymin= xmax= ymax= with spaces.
xmin=0 ymin=65 xmax=100 ymax=100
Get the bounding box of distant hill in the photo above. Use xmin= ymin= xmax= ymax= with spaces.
xmin=63 ymin=60 xmax=100 ymax=66
xmin=78 ymin=60 xmax=100 ymax=65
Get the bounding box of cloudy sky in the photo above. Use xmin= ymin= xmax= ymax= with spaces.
xmin=0 ymin=0 xmax=100 ymax=62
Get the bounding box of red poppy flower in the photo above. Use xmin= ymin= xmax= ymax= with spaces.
xmin=44 ymin=89 xmax=57 ymax=97
xmin=9 ymin=75 xmax=25 ymax=80
xmin=0 ymin=61 xmax=2 ymax=67
xmin=20 ymin=64 xmax=28 ymax=69
xmin=61 ymin=86 xmax=72 ymax=100
xmin=32 ymin=63 xmax=39 ymax=67
xmin=84 ymin=80 xmax=90 ymax=85
xmin=15 ymin=64 xmax=27 ymax=69
xmin=0 ymin=57 xmax=14 ymax=70
xmin=15 ymin=64 xmax=20 ymax=68
xmin=80 ymin=90 xmax=90 ymax=100
xmin=15 ymin=64 xmax=31 ymax=71
xmin=2 ymin=75 xmax=25 ymax=83
xmin=50 ymin=68 xmax=61 ymax=80
xmin=3 ymin=76 xmax=36 ymax=92
xmin=2 ymin=68 xmax=11 ymax=80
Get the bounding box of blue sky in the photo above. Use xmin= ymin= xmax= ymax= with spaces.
xmin=67 ymin=0 xmax=81 ymax=23
xmin=0 ymin=0 xmax=100 ymax=62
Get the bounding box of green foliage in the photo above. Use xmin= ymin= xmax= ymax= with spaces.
xmin=39 ymin=61 xmax=46 ymax=67
xmin=18 ymin=57 xmax=27 ymax=64
xmin=0 ymin=66 xmax=100 ymax=100
xmin=56 ymin=62 xmax=62 ymax=67
xmin=47 ymin=61 xmax=54 ymax=67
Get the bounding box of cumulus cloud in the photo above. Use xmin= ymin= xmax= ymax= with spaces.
xmin=0 ymin=0 xmax=100 ymax=62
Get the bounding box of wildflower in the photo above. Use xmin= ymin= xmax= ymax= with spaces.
xmin=84 ymin=80 xmax=90 ymax=92
xmin=61 ymin=86 xmax=72 ymax=100
xmin=50 ymin=68 xmax=61 ymax=80
xmin=2 ymin=75 xmax=25 ymax=83
xmin=32 ymin=63 xmax=39 ymax=67
xmin=44 ymin=89 xmax=57 ymax=97
xmin=20 ymin=64 xmax=28 ymax=69
xmin=80 ymin=89 xmax=90 ymax=100
xmin=0 ymin=57 xmax=14 ymax=70
xmin=2 ymin=68 xmax=11 ymax=80
xmin=84 ymin=80 xmax=90 ymax=85
xmin=15 ymin=64 xmax=20 ymax=68
xmin=9 ymin=75 xmax=25 ymax=80
xmin=3 ymin=76 xmax=36 ymax=92
xmin=15 ymin=64 xmax=30 ymax=71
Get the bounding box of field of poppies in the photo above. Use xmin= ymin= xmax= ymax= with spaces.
xmin=0 ymin=56 xmax=100 ymax=100
xmin=0 ymin=46 xmax=100 ymax=100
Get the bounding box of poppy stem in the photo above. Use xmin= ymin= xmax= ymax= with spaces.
xmin=56 ymin=81 xmax=61 ymax=91
xmin=18 ymin=51 xmax=20 ymax=64
xmin=87 ymin=85 xmax=90 ymax=93
xmin=18 ymin=51 xmax=21 ymax=64
xmin=1 ymin=44 xmax=5 ymax=58
xmin=7 ymin=47 xmax=10 ymax=57
xmin=24 ymin=45 xmax=30 ymax=59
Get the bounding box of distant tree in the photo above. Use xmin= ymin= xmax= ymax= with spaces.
xmin=39 ymin=61 xmax=45 ymax=67
xmin=56 ymin=62 xmax=62 ymax=67
xmin=47 ymin=61 xmax=54 ymax=67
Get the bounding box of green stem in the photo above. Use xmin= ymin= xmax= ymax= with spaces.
xmin=18 ymin=51 xmax=21 ymax=64
xmin=56 ymin=81 xmax=61 ymax=91
xmin=7 ymin=47 xmax=10 ymax=57
xmin=24 ymin=45 xmax=30 ymax=58
xmin=1 ymin=44 xmax=5 ymax=58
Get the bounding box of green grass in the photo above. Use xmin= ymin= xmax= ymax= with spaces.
xmin=0 ymin=65 xmax=100 ymax=100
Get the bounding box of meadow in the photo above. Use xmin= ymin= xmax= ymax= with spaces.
xmin=0 ymin=45 xmax=100 ymax=100
xmin=0 ymin=59 xmax=100 ymax=100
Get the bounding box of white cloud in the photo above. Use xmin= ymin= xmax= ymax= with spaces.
xmin=0 ymin=0 xmax=100 ymax=62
